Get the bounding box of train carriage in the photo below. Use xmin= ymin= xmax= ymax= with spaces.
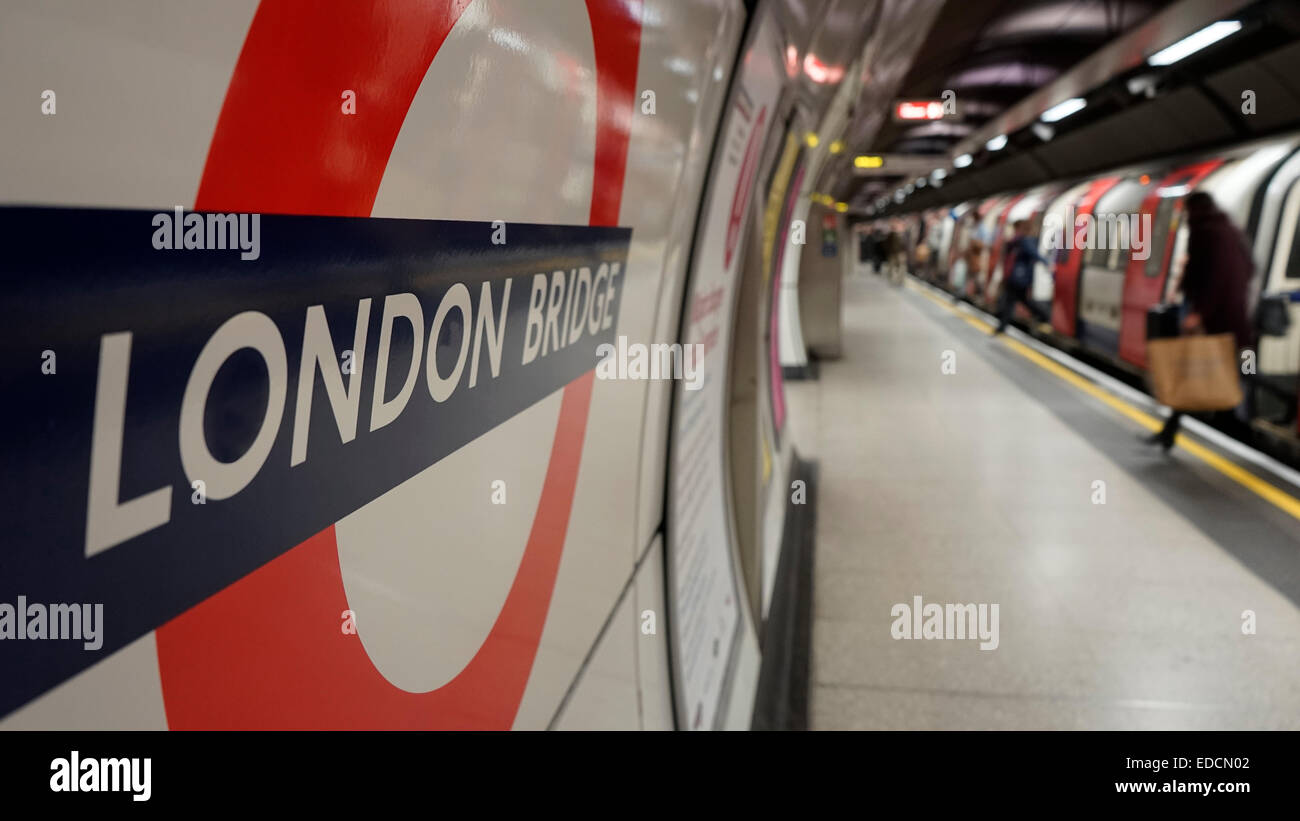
xmin=921 ymin=131 xmax=1300 ymax=446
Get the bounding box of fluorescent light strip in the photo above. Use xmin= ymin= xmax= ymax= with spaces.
xmin=1148 ymin=20 xmax=1242 ymax=66
xmin=1041 ymin=97 xmax=1086 ymax=123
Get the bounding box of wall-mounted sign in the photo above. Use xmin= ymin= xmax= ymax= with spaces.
xmin=891 ymin=95 xmax=958 ymax=122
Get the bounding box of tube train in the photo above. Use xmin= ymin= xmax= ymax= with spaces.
xmin=0 ymin=0 xmax=878 ymax=729
xmin=896 ymin=131 xmax=1300 ymax=442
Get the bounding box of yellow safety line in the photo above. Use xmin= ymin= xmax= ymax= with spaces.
xmin=905 ymin=280 xmax=1300 ymax=522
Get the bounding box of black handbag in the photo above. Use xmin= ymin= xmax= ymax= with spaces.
xmin=1256 ymin=293 xmax=1291 ymax=337
xmin=1146 ymin=303 xmax=1181 ymax=340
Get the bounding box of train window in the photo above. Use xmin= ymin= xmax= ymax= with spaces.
xmin=1085 ymin=237 xmax=1109 ymax=268
xmin=1145 ymin=198 xmax=1177 ymax=277
xmin=1286 ymin=218 xmax=1300 ymax=279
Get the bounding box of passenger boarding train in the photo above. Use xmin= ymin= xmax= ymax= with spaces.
xmin=900 ymin=132 xmax=1300 ymax=442
xmin=0 ymin=0 xmax=873 ymax=729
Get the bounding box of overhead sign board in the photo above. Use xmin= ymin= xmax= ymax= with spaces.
xmin=891 ymin=96 xmax=959 ymax=122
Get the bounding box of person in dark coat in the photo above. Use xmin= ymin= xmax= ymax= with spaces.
xmin=1145 ymin=191 xmax=1254 ymax=451
xmin=993 ymin=219 xmax=1051 ymax=334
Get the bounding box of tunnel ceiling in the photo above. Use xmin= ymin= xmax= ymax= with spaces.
xmin=838 ymin=0 xmax=1178 ymax=211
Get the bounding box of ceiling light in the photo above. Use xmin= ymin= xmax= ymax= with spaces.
xmin=1041 ymin=97 xmax=1086 ymax=123
xmin=954 ymin=153 xmax=973 ymax=168
xmin=1147 ymin=21 xmax=1242 ymax=66
xmin=854 ymin=155 xmax=883 ymax=168
xmin=986 ymin=134 xmax=1008 ymax=151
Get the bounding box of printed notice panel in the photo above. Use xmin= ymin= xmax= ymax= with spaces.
xmin=669 ymin=13 xmax=783 ymax=731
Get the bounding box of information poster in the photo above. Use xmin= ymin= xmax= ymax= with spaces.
xmin=669 ymin=12 xmax=782 ymax=731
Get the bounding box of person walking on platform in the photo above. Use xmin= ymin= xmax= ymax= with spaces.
xmin=865 ymin=229 xmax=883 ymax=274
xmin=883 ymin=228 xmax=906 ymax=286
xmin=993 ymin=219 xmax=1051 ymax=335
xmin=1144 ymin=191 xmax=1254 ymax=451
xmin=914 ymin=239 xmax=932 ymax=279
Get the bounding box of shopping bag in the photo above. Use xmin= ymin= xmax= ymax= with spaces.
xmin=1146 ymin=333 xmax=1243 ymax=411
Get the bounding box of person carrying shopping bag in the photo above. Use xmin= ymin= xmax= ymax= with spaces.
xmin=1143 ymin=192 xmax=1253 ymax=451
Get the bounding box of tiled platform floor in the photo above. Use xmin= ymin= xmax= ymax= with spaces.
xmin=786 ymin=272 xmax=1300 ymax=729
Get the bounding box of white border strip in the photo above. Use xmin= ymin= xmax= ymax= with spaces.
xmin=910 ymin=277 xmax=1300 ymax=492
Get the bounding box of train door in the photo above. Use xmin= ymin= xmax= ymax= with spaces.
xmin=1118 ymin=161 xmax=1221 ymax=369
xmin=933 ymin=203 xmax=963 ymax=279
xmin=970 ymin=196 xmax=1007 ymax=302
xmin=985 ymin=193 xmax=1027 ymax=307
xmin=1025 ymin=186 xmax=1067 ymax=316
xmin=948 ymin=206 xmax=976 ymax=292
xmin=994 ymin=185 xmax=1063 ymax=323
xmin=1253 ymin=147 xmax=1300 ymax=426
xmin=1255 ymin=175 xmax=1300 ymax=426
xmin=1047 ymin=177 xmax=1120 ymax=338
xmin=902 ymin=213 xmax=921 ymax=272
xmin=989 ymin=193 xmax=1033 ymax=306
xmin=919 ymin=209 xmax=940 ymax=280
xmin=1077 ymin=175 xmax=1156 ymax=360
xmin=1038 ymin=181 xmax=1091 ymax=335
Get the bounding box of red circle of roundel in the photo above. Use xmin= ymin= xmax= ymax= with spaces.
xmin=154 ymin=0 xmax=643 ymax=729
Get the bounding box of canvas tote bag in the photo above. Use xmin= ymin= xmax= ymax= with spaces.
xmin=1146 ymin=333 xmax=1243 ymax=411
